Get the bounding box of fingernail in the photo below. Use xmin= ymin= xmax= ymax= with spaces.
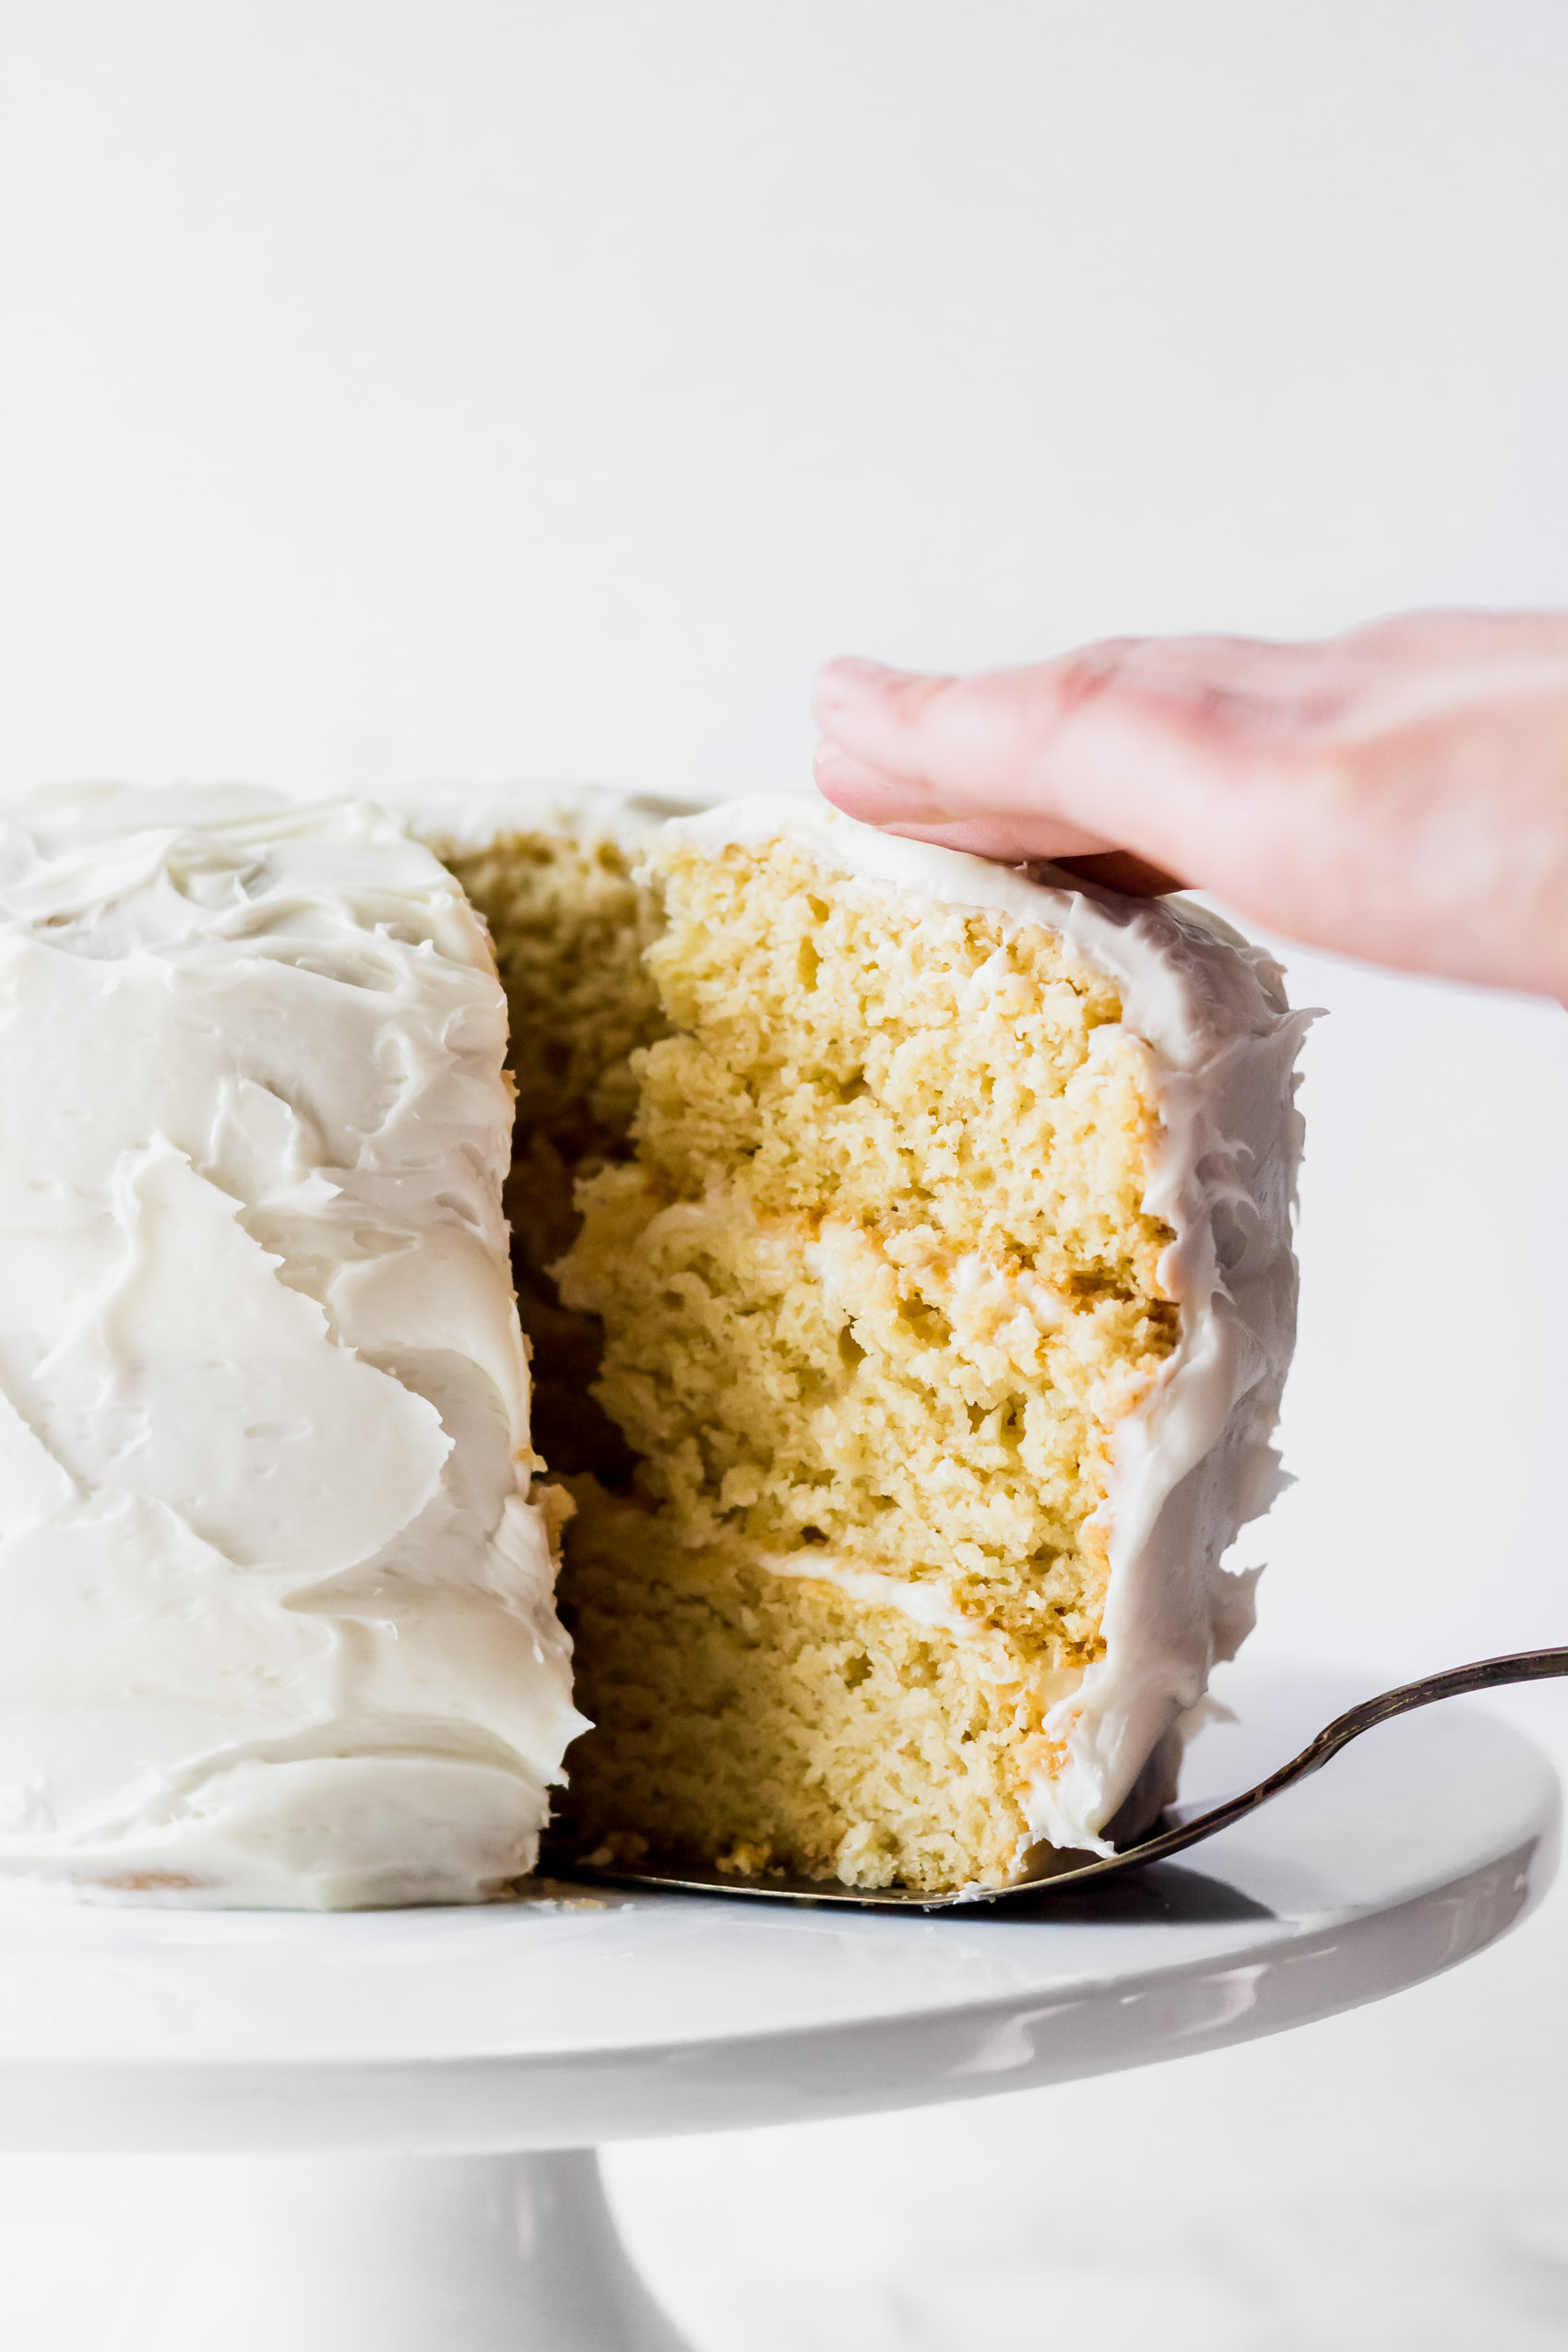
xmin=814 ymin=739 xmax=954 ymax=825
xmin=814 ymin=655 xmax=907 ymax=707
xmin=812 ymin=739 xmax=867 ymax=790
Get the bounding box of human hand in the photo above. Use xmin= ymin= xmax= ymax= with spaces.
xmin=812 ymin=612 xmax=1568 ymax=999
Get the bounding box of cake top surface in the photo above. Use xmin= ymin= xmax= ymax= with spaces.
xmin=0 ymin=785 xmax=490 ymax=971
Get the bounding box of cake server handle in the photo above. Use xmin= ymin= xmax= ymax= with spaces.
xmin=1075 ymin=1641 xmax=1568 ymax=1893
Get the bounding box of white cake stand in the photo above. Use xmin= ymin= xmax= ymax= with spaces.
xmin=0 ymin=1680 xmax=1554 ymax=2352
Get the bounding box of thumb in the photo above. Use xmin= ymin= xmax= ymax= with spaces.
xmin=812 ymin=647 xmax=1195 ymax=866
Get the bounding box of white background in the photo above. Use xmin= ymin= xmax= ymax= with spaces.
xmin=3 ymin=4 xmax=1568 ymax=2345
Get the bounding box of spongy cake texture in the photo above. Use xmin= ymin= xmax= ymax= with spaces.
xmin=440 ymin=823 xmax=668 ymax=1479
xmin=449 ymin=811 xmax=1218 ymax=1893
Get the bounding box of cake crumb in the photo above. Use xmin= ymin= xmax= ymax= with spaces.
xmin=453 ymin=826 xmax=1184 ymax=1895
xmin=716 ymin=1840 xmax=774 ymax=1877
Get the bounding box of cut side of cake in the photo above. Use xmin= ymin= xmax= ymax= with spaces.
xmin=433 ymin=791 xmax=1309 ymax=1895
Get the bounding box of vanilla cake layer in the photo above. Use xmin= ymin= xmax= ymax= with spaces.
xmin=435 ymin=791 xmax=1308 ymax=1894
xmin=0 ymin=789 xmax=583 ymax=1907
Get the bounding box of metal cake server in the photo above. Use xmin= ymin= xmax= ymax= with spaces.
xmin=539 ymin=1645 xmax=1568 ymax=1911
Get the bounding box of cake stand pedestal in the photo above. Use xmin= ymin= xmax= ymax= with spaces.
xmin=0 ymin=1681 xmax=1554 ymax=2352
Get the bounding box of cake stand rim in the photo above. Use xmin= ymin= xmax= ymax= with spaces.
xmin=0 ymin=1703 xmax=1550 ymax=2155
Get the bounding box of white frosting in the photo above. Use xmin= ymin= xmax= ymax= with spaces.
xmin=0 ymin=787 xmax=584 ymax=1907
xmin=753 ymin=1547 xmax=1079 ymax=1702
xmin=665 ymin=795 xmax=1310 ymax=1864
xmin=404 ymin=783 xmax=708 ymax=857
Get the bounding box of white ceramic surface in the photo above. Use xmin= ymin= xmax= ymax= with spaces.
xmin=0 ymin=1690 xmax=1551 ymax=2156
xmin=0 ymin=1684 xmax=1553 ymax=2350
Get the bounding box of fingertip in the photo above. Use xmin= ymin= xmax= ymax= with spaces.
xmin=813 ymin=739 xmax=954 ymax=826
xmin=814 ymin=655 xmax=902 ymax=692
xmin=811 ymin=736 xmax=887 ymax=804
xmin=812 ymin=655 xmax=907 ymax=724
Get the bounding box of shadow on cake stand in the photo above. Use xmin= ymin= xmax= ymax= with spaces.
xmin=0 ymin=1674 xmax=1555 ymax=2352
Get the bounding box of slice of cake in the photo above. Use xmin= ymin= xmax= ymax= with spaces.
xmin=0 ymin=788 xmax=583 ymax=1907
xmin=432 ymin=790 xmax=1308 ymax=1895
